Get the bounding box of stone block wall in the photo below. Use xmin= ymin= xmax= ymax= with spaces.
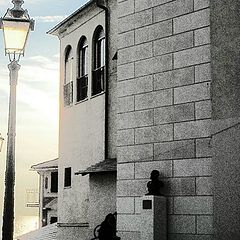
xmin=116 ymin=0 xmax=212 ymax=239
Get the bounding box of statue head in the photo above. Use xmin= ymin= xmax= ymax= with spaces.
xmin=150 ymin=170 xmax=160 ymax=180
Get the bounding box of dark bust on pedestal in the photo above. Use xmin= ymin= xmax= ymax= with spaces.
xmin=146 ymin=170 xmax=164 ymax=196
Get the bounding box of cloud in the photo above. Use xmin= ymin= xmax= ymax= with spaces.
xmin=33 ymin=15 xmax=67 ymax=23
xmin=0 ymin=55 xmax=59 ymax=124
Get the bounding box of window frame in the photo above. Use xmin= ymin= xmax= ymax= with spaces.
xmin=92 ymin=26 xmax=105 ymax=96
xmin=77 ymin=37 xmax=88 ymax=102
xmin=64 ymin=167 xmax=71 ymax=188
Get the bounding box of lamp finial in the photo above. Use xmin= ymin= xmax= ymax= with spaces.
xmin=11 ymin=0 xmax=25 ymax=18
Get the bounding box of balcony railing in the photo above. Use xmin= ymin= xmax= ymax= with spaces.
xmin=63 ymin=81 xmax=73 ymax=106
xmin=92 ymin=66 xmax=105 ymax=96
xmin=26 ymin=189 xmax=39 ymax=208
xmin=77 ymin=75 xmax=88 ymax=102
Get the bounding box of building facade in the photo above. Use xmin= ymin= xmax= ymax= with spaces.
xmin=45 ymin=0 xmax=240 ymax=240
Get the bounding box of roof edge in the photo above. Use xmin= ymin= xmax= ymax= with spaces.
xmin=47 ymin=0 xmax=96 ymax=35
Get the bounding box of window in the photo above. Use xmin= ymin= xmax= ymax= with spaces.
xmin=64 ymin=45 xmax=73 ymax=106
xmin=45 ymin=177 xmax=48 ymax=189
xmin=50 ymin=217 xmax=58 ymax=224
xmin=64 ymin=167 xmax=71 ymax=187
xmin=92 ymin=26 xmax=105 ymax=96
xmin=50 ymin=172 xmax=58 ymax=193
xmin=77 ymin=37 xmax=88 ymax=102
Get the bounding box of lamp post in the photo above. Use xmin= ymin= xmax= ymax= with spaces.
xmin=0 ymin=134 xmax=4 ymax=152
xmin=0 ymin=1 xmax=34 ymax=239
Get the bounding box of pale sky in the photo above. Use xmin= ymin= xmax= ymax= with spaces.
xmin=0 ymin=0 xmax=88 ymax=236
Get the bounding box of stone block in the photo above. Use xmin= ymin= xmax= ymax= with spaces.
xmin=168 ymin=215 xmax=196 ymax=233
xmin=195 ymin=63 xmax=211 ymax=82
xmin=153 ymin=0 xmax=193 ymax=22
xmin=117 ymin=214 xmax=141 ymax=231
xmin=135 ymin=54 xmax=173 ymax=77
xmin=195 ymin=100 xmax=211 ymax=119
xmin=118 ymin=110 xmax=153 ymax=130
xmin=135 ymin=0 xmax=172 ymax=12
xmin=196 ymin=177 xmax=213 ymax=195
xmin=117 ymin=179 xmax=148 ymax=196
xmin=154 ymin=139 xmax=195 ymax=160
xmin=117 ymin=129 xmax=135 ymax=146
xmin=154 ymin=67 xmax=194 ymax=90
xmin=174 ymin=45 xmax=210 ymax=69
xmin=117 ymin=197 xmax=135 ymax=214
xmin=135 ymin=160 xmax=172 ymax=178
xmin=197 ymin=215 xmax=213 ymax=234
xmin=195 ymin=26 xmax=210 ymax=46
xmin=165 ymin=177 xmax=196 ymax=196
xmin=118 ymin=96 xmax=134 ymax=113
xmin=118 ymin=63 xmax=134 ymax=81
xmin=118 ymin=42 xmax=153 ymax=64
xmin=118 ymin=144 xmax=153 ymax=162
xmin=118 ymin=75 xmax=153 ymax=97
xmin=117 ymin=163 xmax=135 ymax=180
xmin=135 ymin=89 xmax=173 ymax=110
xmin=153 ymin=31 xmax=194 ymax=56
xmin=174 ymin=8 xmax=210 ymax=34
xmin=118 ymin=14 xmax=135 ymax=33
xmin=174 ymin=196 xmax=213 ymax=214
xmin=168 ymin=234 xmax=213 ymax=240
xmin=167 ymin=197 xmax=174 ymax=214
xmin=174 ymin=82 xmax=210 ymax=104
xmin=135 ymin=124 xmax=173 ymax=144
xmin=174 ymin=119 xmax=211 ymax=139
xmin=118 ymin=30 xmax=135 ymax=49
xmin=174 ymin=158 xmax=212 ymax=177
xmin=154 ymin=103 xmax=195 ymax=124
xmin=194 ymin=0 xmax=209 ymax=10
xmin=135 ymin=20 xmax=172 ymax=44
xmin=196 ymin=138 xmax=212 ymax=157
xmin=118 ymin=0 xmax=134 ymax=18
xmin=117 ymin=231 xmax=141 ymax=240
xmin=118 ymin=9 xmax=153 ymax=33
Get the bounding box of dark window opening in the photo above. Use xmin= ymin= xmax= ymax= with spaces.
xmin=64 ymin=45 xmax=73 ymax=106
xmin=51 ymin=172 xmax=58 ymax=193
xmin=45 ymin=177 xmax=48 ymax=189
xmin=77 ymin=37 xmax=88 ymax=102
xmin=64 ymin=167 xmax=71 ymax=187
xmin=92 ymin=27 xmax=105 ymax=96
xmin=50 ymin=217 xmax=58 ymax=224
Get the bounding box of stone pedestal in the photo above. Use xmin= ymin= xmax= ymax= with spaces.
xmin=140 ymin=195 xmax=166 ymax=240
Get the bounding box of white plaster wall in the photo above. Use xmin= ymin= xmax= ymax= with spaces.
xmin=58 ymin=4 xmax=106 ymax=225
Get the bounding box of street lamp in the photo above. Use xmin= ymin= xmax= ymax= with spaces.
xmin=0 ymin=134 xmax=4 ymax=152
xmin=0 ymin=1 xmax=34 ymax=239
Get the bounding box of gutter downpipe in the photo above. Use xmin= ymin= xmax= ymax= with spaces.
xmin=96 ymin=0 xmax=109 ymax=160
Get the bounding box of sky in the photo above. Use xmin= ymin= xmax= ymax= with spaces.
xmin=0 ymin=0 xmax=88 ymax=237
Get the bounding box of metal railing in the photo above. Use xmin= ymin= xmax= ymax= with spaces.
xmin=63 ymin=81 xmax=73 ymax=106
xmin=26 ymin=189 xmax=39 ymax=208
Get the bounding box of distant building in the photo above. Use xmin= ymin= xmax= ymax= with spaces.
xmin=17 ymin=159 xmax=58 ymax=240
xmin=31 ymin=158 xmax=58 ymax=227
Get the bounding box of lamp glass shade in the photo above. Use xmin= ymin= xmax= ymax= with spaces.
xmin=2 ymin=19 xmax=30 ymax=54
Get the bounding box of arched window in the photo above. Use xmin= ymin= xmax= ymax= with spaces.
xmin=77 ymin=37 xmax=88 ymax=102
xmin=64 ymin=45 xmax=73 ymax=106
xmin=92 ymin=26 xmax=105 ymax=96
xmin=64 ymin=46 xmax=73 ymax=84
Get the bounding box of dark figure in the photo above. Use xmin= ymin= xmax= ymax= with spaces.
xmin=98 ymin=213 xmax=120 ymax=240
xmin=146 ymin=170 xmax=164 ymax=196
